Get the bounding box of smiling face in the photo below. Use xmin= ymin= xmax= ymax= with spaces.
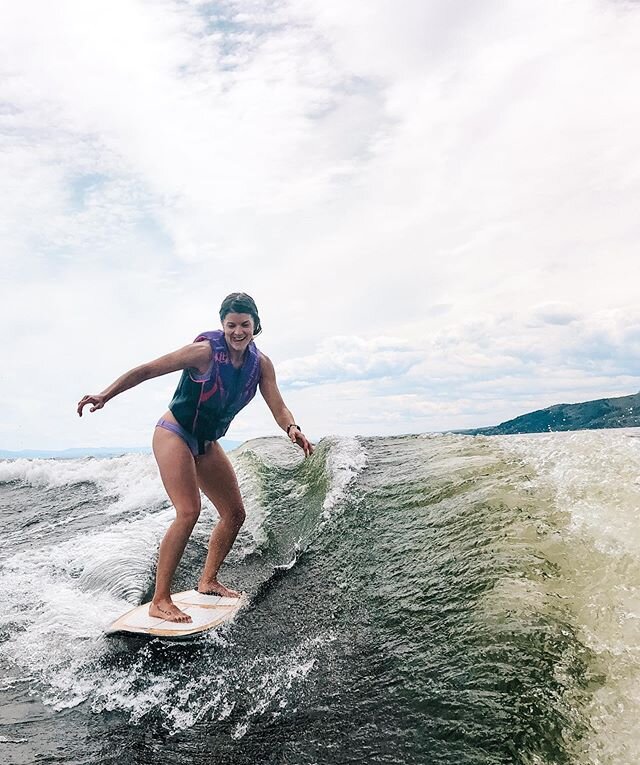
xmin=222 ymin=311 xmax=255 ymax=354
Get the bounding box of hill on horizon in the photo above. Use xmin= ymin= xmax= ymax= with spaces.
xmin=461 ymin=390 xmax=640 ymax=436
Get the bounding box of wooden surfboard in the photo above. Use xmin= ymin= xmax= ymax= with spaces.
xmin=106 ymin=589 xmax=244 ymax=639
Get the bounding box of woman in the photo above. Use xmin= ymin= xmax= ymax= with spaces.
xmin=77 ymin=293 xmax=313 ymax=624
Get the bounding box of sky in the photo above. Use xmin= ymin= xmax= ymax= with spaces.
xmin=1 ymin=0 xmax=640 ymax=450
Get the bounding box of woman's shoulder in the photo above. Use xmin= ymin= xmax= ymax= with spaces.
xmin=258 ymin=351 xmax=276 ymax=377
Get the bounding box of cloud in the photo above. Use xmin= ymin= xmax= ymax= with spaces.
xmin=2 ymin=0 xmax=640 ymax=447
xmin=531 ymin=303 xmax=580 ymax=326
xmin=277 ymin=335 xmax=423 ymax=386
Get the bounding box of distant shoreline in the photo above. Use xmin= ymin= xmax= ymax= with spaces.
xmin=0 ymin=439 xmax=242 ymax=459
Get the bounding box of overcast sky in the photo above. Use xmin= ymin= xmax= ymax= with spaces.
xmin=1 ymin=0 xmax=640 ymax=450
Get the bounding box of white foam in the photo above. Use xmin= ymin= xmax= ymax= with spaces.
xmin=228 ymin=448 xmax=271 ymax=558
xmin=0 ymin=453 xmax=168 ymax=518
xmin=498 ymin=429 xmax=640 ymax=764
xmin=321 ymin=436 xmax=367 ymax=520
xmin=500 ymin=430 xmax=640 ymax=557
xmin=156 ymin=631 xmax=335 ymax=736
xmin=0 ymin=437 xmax=348 ymax=727
xmin=0 ymin=507 xmax=175 ymax=708
xmin=229 ymin=633 xmax=333 ymax=739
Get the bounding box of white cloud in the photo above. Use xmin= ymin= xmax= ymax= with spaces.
xmin=278 ymin=335 xmax=422 ymax=386
xmin=531 ymin=303 xmax=580 ymax=327
xmin=1 ymin=0 xmax=640 ymax=448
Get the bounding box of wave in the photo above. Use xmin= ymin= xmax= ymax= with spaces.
xmin=497 ymin=430 xmax=640 ymax=764
xmin=0 ymin=436 xmax=366 ymax=731
xmin=5 ymin=430 xmax=638 ymax=762
xmin=0 ymin=453 xmax=168 ymax=521
xmin=0 ymin=453 xmax=152 ymax=488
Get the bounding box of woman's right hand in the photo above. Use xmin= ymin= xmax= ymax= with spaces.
xmin=77 ymin=394 xmax=107 ymax=416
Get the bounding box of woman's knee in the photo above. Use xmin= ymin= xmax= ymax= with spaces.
xmin=176 ymin=502 xmax=201 ymax=528
xmin=225 ymin=504 xmax=245 ymax=530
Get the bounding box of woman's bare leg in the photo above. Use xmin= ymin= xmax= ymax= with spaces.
xmin=150 ymin=427 xmax=201 ymax=623
xmin=195 ymin=441 xmax=246 ymax=598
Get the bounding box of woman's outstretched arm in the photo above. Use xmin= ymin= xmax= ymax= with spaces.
xmin=258 ymin=354 xmax=314 ymax=456
xmin=77 ymin=342 xmax=212 ymax=416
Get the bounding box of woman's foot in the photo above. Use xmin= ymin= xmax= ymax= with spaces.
xmin=197 ymin=579 xmax=241 ymax=598
xmin=149 ymin=598 xmax=192 ymax=623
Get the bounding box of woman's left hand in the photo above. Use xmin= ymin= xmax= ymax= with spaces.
xmin=290 ymin=428 xmax=314 ymax=457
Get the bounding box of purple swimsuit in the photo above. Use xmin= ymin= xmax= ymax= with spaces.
xmin=155 ymin=417 xmax=202 ymax=457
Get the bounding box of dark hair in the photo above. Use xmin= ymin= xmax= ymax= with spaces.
xmin=219 ymin=292 xmax=262 ymax=335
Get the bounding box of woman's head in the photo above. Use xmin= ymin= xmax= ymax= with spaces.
xmin=219 ymin=292 xmax=262 ymax=336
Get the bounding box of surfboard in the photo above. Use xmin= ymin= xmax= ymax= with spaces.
xmin=106 ymin=589 xmax=244 ymax=639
